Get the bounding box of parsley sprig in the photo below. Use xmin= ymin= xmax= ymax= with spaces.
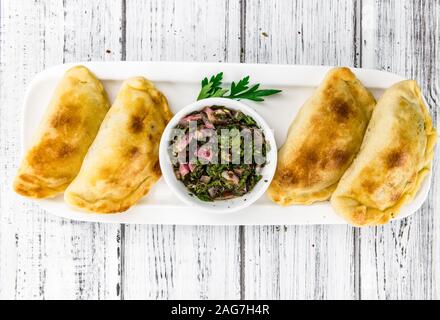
xmin=197 ymin=72 xmax=282 ymax=102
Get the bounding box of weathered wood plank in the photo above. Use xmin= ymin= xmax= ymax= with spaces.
xmin=0 ymin=0 xmax=122 ymax=299
xmin=121 ymin=0 xmax=242 ymax=299
xmin=359 ymin=0 xmax=440 ymax=299
xmin=1 ymin=0 xmax=438 ymax=300
xmin=242 ymin=0 xmax=359 ymax=299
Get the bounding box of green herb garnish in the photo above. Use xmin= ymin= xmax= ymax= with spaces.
xmin=197 ymin=72 xmax=282 ymax=101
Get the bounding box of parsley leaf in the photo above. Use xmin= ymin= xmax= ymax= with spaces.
xmin=197 ymin=72 xmax=229 ymax=100
xmin=196 ymin=72 xmax=281 ymax=102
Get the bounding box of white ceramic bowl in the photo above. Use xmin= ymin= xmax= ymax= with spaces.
xmin=159 ymin=97 xmax=277 ymax=213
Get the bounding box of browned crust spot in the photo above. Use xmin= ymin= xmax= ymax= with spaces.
xmin=127 ymin=146 xmax=140 ymax=158
xmin=50 ymin=104 xmax=81 ymax=129
xmin=129 ymin=115 xmax=145 ymax=133
xmin=27 ymin=140 xmax=77 ymax=169
xmin=330 ymin=149 xmax=350 ymax=167
xmin=385 ymin=149 xmax=406 ymax=169
xmin=57 ymin=144 xmax=76 ymax=158
xmin=280 ymin=171 xmax=298 ymax=186
xmin=153 ymin=160 xmax=161 ymax=176
xmin=329 ymin=98 xmax=352 ymax=121
xmin=361 ymin=179 xmax=379 ymax=194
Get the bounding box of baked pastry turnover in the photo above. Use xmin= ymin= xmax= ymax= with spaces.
xmin=13 ymin=66 xmax=110 ymax=198
xmin=331 ymin=80 xmax=436 ymax=226
xmin=268 ymin=67 xmax=376 ymax=205
xmin=64 ymin=77 xmax=172 ymax=213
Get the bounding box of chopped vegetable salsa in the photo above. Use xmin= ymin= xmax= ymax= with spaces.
xmin=168 ymin=106 xmax=269 ymax=201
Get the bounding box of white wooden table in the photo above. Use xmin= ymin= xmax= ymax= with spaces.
xmin=0 ymin=0 xmax=438 ymax=300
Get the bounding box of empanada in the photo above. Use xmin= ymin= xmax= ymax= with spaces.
xmin=13 ymin=66 xmax=110 ymax=198
xmin=331 ymin=80 xmax=436 ymax=226
xmin=64 ymin=77 xmax=172 ymax=213
xmin=268 ymin=67 xmax=376 ymax=205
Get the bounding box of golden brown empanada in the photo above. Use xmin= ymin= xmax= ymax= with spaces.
xmin=267 ymin=67 xmax=376 ymax=205
xmin=331 ymin=80 xmax=436 ymax=226
xmin=13 ymin=66 xmax=110 ymax=198
xmin=64 ymin=77 xmax=172 ymax=213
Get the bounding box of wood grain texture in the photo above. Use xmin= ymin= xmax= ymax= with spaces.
xmin=0 ymin=0 xmax=439 ymax=300
xmin=359 ymin=0 xmax=440 ymax=300
xmin=0 ymin=0 xmax=122 ymax=299
xmin=121 ymin=0 xmax=242 ymax=299
xmin=242 ymin=0 xmax=358 ymax=299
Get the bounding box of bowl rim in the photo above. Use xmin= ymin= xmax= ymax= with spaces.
xmin=159 ymin=97 xmax=278 ymax=213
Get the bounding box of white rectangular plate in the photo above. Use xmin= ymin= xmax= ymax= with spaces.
xmin=21 ymin=62 xmax=432 ymax=225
